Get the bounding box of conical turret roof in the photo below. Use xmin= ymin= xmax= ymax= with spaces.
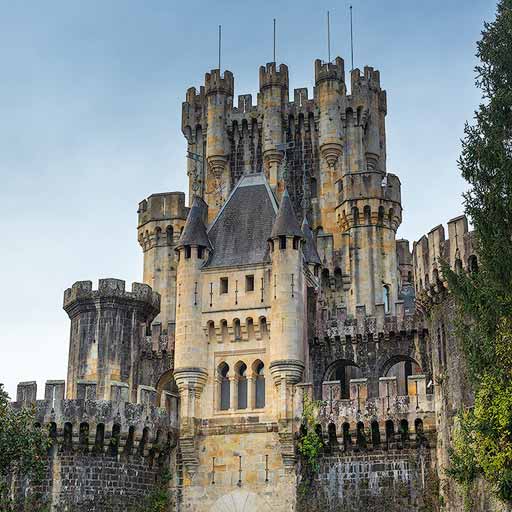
xmin=177 ymin=196 xmax=212 ymax=250
xmin=301 ymin=217 xmax=321 ymax=265
xmin=270 ymin=189 xmax=304 ymax=239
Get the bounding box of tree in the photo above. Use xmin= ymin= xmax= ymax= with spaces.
xmin=0 ymin=384 xmax=50 ymax=511
xmin=445 ymin=0 xmax=512 ymax=504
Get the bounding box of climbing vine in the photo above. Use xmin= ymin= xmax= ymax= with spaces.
xmin=297 ymin=396 xmax=324 ymax=473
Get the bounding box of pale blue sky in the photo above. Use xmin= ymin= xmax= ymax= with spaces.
xmin=0 ymin=1 xmax=496 ymax=398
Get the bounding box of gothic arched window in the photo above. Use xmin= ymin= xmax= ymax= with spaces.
xmin=218 ymin=362 xmax=230 ymax=411
xmin=236 ymin=362 xmax=248 ymax=409
xmin=254 ymin=360 xmax=265 ymax=409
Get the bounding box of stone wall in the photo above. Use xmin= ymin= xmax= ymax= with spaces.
xmin=297 ymin=448 xmax=435 ymax=512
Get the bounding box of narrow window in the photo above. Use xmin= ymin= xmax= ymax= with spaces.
xmin=383 ymin=285 xmax=390 ymax=313
xmin=255 ymin=361 xmax=265 ymax=409
xmin=166 ymin=226 xmax=173 ymax=245
xmin=184 ymin=245 xmax=191 ymax=259
xmin=197 ymin=246 xmax=204 ymax=259
xmin=109 ymin=424 xmax=121 ymax=457
xmin=220 ymin=277 xmax=229 ymax=294
xmin=279 ymin=236 xmax=287 ymax=250
xmin=237 ymin=363 xmax=248 ymax=409
xmin=79 ymin=422 xmax=89 ymax=453
xmin=93 ymin=423 xmax=105 ymax=454
xmin=245 ymin=275 xmax=255 ymax=292
xmin=292 ymin=237 xmax=299 ymax=249
xmin=63 ymin=422 xmax=73 ymax=453
xmin=234 ymin=319 xmax=241 ymax=340
xmin=371 ymin=421 xmax=381 ymax=446
xmin=219 ymin=363 xmax=230 ymax=411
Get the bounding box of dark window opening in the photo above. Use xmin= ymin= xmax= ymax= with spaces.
xmin=220 ymin=277 xmax=229 ymax=294
xmin=292 ymin=237 xmax=299 ymax=250
xmin=237 ymin=363 xmax=248 ymax=409
xmin=197 ymin=246 xmax=204 ymax=259
xmin=255 ymin=361 xmax=265 ymax=409
xmin=246 ymin=275 xmax=254 ymax=292
xmin=219 ymin=363 xmax=230 ymax=411
xmin=184 ymin=245 xmax=191 ymax=259
xmin=279 ymin=236 xmax=287 ymax=250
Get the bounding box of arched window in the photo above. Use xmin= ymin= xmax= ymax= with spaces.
xmin=93 ymin=423 xmax=105 ymax=454
xmin=63 ymin=422 xmax=73 ymax=453
xmin=125 ymin=426 xmax=135 ymax=456
xmin=236 ymin=362 xmax=248 ymax=410
xmin=385 ymin=420 xmax=395 ymax=446
xmin=208 ymin=321 xmax=216 ymax=343
xmin=455 ymin=258 xmax=463 ymax=274
xmin=352 ymin=207 xmax=360 ymax=225
xmin=399 ymin=419 xmax=409 ymax=447
xmin=246 ymin=318 xmax=255 ymax=340
xmin=310 ymin=177 xmax=318 ymax=197
xmin=334 ymin=267 xmax=342 ymax=290
xmin=328 ymin=423 xmax=337 ymax=447
xmin=342 ymin=422 xmax=351 ymax=450
xmin=383 ymin=284 xmax=391 ymax=313
xmin=155 ymin=227 xmax=162 ymax=243
xmin=371 ymin=421 xmax=380 ymax=446
xmin=364 ymin=205 xmax=371 ymax=224
xmin=254 ymin=360 xmax=265 ymax=409
xmin=166 ymin=225 xmax=173 ymax=245
xmin=233 ymin=319 xmax=241 ymax=341
xmin=407 ymin=271 xmax=412 ymax=283
xmin=356 ymin=422 xmax=366 ymax=449
xmin=324 ymin=360 xmax=362 ymax=399
xmin=384 ymin=357 xmax=422 ymax=396
xmin=218 ymin=363 xmax=230 ymax=411
xmin=79 ymin=422 xmax=89 ymax=453
xmin=321 ymin=268 xmax=330 ymax=288
xmin=259 ymin=317 xmax=268 ymax=339
xmin=221 ymin=320 xmax=229 ymax=343
xmin=109 ymin=424 xmax=121 ymax=457
xmin=138 ymin=427 xmax=149 ymax=456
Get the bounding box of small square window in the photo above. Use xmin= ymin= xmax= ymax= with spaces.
xmin=245 ymin=275 xmax=254 ymax=292
xmin=220 ymin=277 xmax=229 ymax=294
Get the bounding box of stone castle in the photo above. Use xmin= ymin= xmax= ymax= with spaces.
xmin=11 ymin=55 xmax=500 ymax=511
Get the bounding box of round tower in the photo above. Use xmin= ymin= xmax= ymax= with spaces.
xmin=259 ymin=62 xmax=289 ymax=192
xmin=63 ymin=279 xmax=160 ymax=401
xmin=173 ymin=197 xmax=211 ymax=430
xmin=204 ymin=69 xmax=234 ymax=220
xmin=268 ymin=190 xmax=305 ymax=418
xmin=137 ymin=192 xmax=189 ymax=336
xmin=315 ymin=57 xmax=345 ymax=169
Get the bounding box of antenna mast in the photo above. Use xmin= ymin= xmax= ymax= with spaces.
xmin=327 ymin=11 xmax=331 ymax=63
xmin=218 ymin=25 xmax=222 ymax=70
xmin=350 ymin=6 xmax=354 ymax=71
xmin=273 ymin=18 xmax=276 ymax=62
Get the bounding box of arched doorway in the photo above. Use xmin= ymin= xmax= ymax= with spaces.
xmin=209 ymin=490 xmax=272 ymax=512
xmin=324 ymin=360 xmax=362 ymax=399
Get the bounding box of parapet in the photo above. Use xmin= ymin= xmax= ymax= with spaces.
xmin=63 ymin=279 xmax=160 ymax=317
xmin=351 ymin=66 xmax=381 ymax=93
xmin=137 ymin=191 xmax=189 ymax=228
xmin=182 ymin=86 xmax=206 ymax=135
xmin=314 ymin=57 xmax=345 ymax=85
xmin=412 ymin=214 xmax=477 ymax=300
xmin=259 ymin=62 xmax=289 ymax=91
xmin=204 ymin=69 xmax=234 ymax=97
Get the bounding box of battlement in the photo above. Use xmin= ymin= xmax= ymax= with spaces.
xmin=351 ymin=66 xmax=382 ymax=93
xmin=412 ymin=214 xmax=477 ymax=299
xmin=204 ymin=69 xmax=234 ymax=96
xmin=321 ymin=302 xmax=423 ymax=341
xmin=315 ymin=57 xmax=345 ymax=85
xmin=259 ymin=62 xmax=289 ymax=91
xmin=63 ymin=279 xmax=160 ymax=316
xmin=137 ymin=191 xmax=188 ymax=226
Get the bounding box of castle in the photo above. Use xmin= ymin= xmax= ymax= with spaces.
xmin=11 ymin=55 xmax=500 ymax=512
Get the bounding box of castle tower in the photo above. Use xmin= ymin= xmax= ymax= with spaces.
xmin=137 ymin=192 xmax=189 ymax=336
xmin=173 ymin=196 xmax=211 ymax=471
xmin=63 ymin=279 xmax=160 ymax=401
xmin=204 ymin=69 xmax=234 ymax=221
xmin=259 ymin=63 xmax=289 ymax=192
xmin=314 ymin=57 xmax=346 ymax=237
xmin=268 ymin=190 xmax=305 ymax=428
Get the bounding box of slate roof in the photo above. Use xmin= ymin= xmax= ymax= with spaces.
xmin=177 ymin=196 xmax=212 ymax=249
xmin=301 ymin=217 xmax=321 ymax=265
xmin=206 ymin=174 xmax=278 ymax=268
xmin=270 ymin=188 xmax=304 ymax=239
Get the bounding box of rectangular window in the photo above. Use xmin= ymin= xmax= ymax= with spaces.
xmin=245 ymin=275 xmax=254 ymax=292
xmin=184 ymin=246 xmax=191 ymax=259
xmin=279 ymin=236 xmax=287 ymax=250
xmin=220 ymin=277 xmax=229 ymax=294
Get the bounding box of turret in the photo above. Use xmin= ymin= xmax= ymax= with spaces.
xmin=173 ymin=197 xmax=211 ymax=454
xmin=63 ymin=279 xmax=160 ymax=401
xmin=259 ymin=63 xmax=289 ymax=191
xmin=205 ymin=69 xmax=234 ymax=221
xmin=137 ymin=192 xmax=189 ymax=339
xmin=268 ymin=190 xmax=305 ymax=420
xmin=315 ymin=58 xmax=345 ymax=169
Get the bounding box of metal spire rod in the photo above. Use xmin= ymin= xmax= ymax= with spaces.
xmin=327 ymin=11 xmax=331 ymax=63
xmin=273 ymin=18 xmax=276 ymax=62
xmin=350 ymin=6 xmax=354 ymax=71
xmin=218 ymin=25 xmax=222 ymax=70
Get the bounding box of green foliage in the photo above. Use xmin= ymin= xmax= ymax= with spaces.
xmin=444 ymin=1 xmax=512 ymax=504
xmin=0 ymin=384 xmax=50 ymax=511
xmin=297 ymin=396 xmax=324 ymax=473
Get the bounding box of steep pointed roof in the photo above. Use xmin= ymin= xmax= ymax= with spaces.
xmin=206 ymin=174 xmax=278 ymax=268
xmin=301 ymin=217 xmax=321 ymax=265
xmin=270 ymin=188 xmax=304 ymax=239
xmin=177 ymin=196 xmax=212 ymax=249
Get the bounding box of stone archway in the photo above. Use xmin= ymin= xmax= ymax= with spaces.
xmin=209 ymin=490 xmax=272 ymax=512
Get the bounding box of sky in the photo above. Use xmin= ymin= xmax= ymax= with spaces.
xmin=0 ymin=1 xmax=497 ymax=399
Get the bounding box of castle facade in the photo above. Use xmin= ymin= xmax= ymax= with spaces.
xmin=11 ymin=56 xmax=502 ymax=512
